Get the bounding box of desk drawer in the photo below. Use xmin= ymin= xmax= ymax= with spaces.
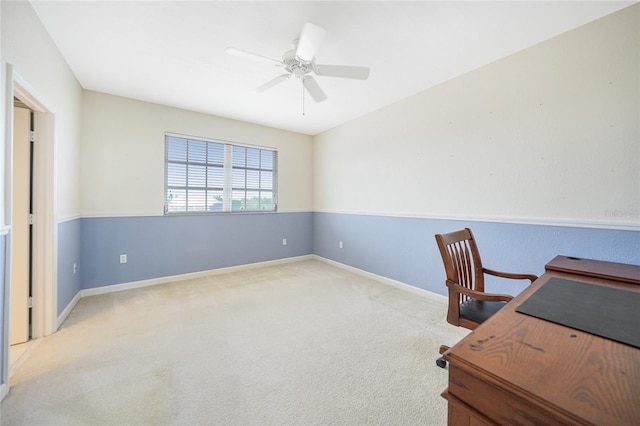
xmin=448 ymin=364 xmax=586 ymax=426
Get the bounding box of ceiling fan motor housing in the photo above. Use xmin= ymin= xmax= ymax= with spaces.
xmin=283 ymin=49 xmax=313 ymax=79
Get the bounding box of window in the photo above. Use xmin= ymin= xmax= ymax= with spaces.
xmin=165 ymin=133 xmax=277 ymax=214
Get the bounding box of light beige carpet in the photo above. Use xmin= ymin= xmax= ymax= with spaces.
xmin=1 ymin=259 xmax=467 ymax=425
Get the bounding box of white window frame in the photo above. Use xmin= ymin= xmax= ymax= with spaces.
xmin=164 ymin=132 xmax=277 ymax=214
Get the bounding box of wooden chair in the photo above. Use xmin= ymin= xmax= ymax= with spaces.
xmin=434 ymin=228 xmax=537 ymax=368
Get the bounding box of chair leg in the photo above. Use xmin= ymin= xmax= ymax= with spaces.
xmin=436 ymin=345 xmax=450 ymax=369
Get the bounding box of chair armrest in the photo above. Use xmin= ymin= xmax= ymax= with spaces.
xmin=446 ymin=280 xmax=513 ymax=303
xmin=483 ymin=268 xmax=538 ymax=282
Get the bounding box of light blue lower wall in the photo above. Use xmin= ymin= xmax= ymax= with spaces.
xmin=313 ymin=212 xmax=640 ymax=297
xmin=61 ymin=211 xmax=638 ymax=314
xmin=58 ymin=219 xmax=81 ymax=315
xmin=0 ymin=235 xmax=6 ymax=386
xmin=80 ymin=212 xmax=313 ymax=289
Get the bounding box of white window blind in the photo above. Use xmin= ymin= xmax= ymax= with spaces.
xmin=165 ymin=134 xmax=277 ymax=214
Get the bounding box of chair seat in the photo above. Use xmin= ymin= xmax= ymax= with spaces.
xmin=460 ymin=299 xmax=508 ymax=324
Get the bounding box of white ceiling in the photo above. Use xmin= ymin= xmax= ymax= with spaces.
xmin=30 ymin=1 xmax=633 ymax=136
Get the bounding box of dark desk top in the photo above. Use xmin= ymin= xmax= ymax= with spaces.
xmin=516 ymin=276 xmax=640 ymax=348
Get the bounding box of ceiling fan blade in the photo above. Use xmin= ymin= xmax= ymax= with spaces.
xmin=303 ymin=76 xmax=327 ymax=102
xmin=314 ymin=64 xmax=370 ymax=80
xmin=254 ymin=74 xmax=290 ymax=93
xmin=225 ymin=47 xmax=281 ymax=65
xmin=295 ymin=23 xmax=327 ymax=63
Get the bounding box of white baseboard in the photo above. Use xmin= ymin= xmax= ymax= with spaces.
xmin=79 ymin=255 xmax=314 ymax=298
xmin=57 ymin=291 xmax=82 ymax=330
xmin=312 ymin=255 xmax=447 ymax=303
xmin=1 ymin=382 xmax=7 ymax=401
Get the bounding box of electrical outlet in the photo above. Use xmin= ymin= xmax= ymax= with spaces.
xmin=339 ymin=241 xmax=343 ymax=249
xmin=282 ymin=238 xmax=287 ymax=246
xmin=120 ymin=254 xmax=127 ymax=264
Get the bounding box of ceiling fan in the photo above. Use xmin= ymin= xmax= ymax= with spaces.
xmin=226 ymin=23 xmax=370 ymax=105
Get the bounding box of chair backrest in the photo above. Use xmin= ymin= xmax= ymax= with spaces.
xmin=435 ymin=228 xmax=485 ymax=296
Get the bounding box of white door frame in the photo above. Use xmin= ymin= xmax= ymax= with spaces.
xmin=13 ymin=74 xmax=57 ymax=339
xmin=1 ymin=65 xmax=57 ymax=397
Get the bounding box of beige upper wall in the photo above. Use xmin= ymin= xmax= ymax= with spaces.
xmin=80 ymin=91 xmax=313 ymax=217
xmin=3 ymin=0 xmax=637 ymax=226
xmin=314 ymin=4 xmax=639 ymax=229
xmin=1 ymin=0 xmax=82 ymax=221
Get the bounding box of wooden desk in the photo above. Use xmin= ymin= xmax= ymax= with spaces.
xmin=442 ymin=257 xmax=640 ymax=425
